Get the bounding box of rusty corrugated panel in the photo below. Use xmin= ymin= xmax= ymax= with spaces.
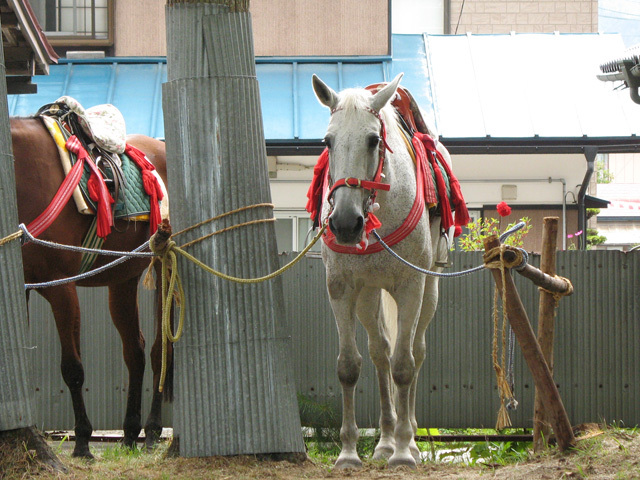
xmin=26 ymin=250 xmax=640 ymax=432
xmin=280 ymin=250 xmax=640 ymax=430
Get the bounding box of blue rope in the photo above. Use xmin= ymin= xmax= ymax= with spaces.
xmin=20 ymin=224 xmax=153 ymax=289
xmin=371 ymin=221 xmax=528 ymax=278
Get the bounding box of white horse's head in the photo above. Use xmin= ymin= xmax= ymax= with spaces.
xmin=312 ymin=73 xmax=404 ymax=246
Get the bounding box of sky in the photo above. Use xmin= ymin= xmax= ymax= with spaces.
xmin=599 ymin=0 xmax=640 ymax=48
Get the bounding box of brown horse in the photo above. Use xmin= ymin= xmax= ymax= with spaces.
xmin=11 ymin=116 xmax=172 ymax=458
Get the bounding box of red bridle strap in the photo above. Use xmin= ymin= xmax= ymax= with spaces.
xmin=327 ymin=106 xmax=392 ymax=202
xmin=327 ymin=176 xmax=390 ymax=200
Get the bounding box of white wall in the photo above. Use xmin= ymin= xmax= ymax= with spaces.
xmin=392 ymin=0 xmax=445 ymax=34
xmin=269 ymin=152 xmax=589 ymax=210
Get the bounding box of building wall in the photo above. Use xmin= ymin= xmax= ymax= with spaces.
xmin=114 ymin=0 xmax=389 ymax=57
xmin=115 ymin=0 xmax=166 ymax=57
xmin=608 ymin=153 xmax=640 ymax=184
xmin=251 ymin=0 xmax=389 ymax=56
xmin=448 ymin=0 xmax=598 ymax=35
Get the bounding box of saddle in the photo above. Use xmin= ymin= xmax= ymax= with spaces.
xmin=366 ymin=82 xmax=470 ymax=234
xmin=55 ymin=95 xmax=127 ymax=154
xmin=36 ymin=97 xmax=165 ymax=240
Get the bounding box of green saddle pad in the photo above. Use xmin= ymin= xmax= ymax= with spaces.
xmin=79 ymin=152 xmax=152 ymax=220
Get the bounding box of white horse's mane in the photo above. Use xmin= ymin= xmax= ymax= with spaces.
xmin=336 ymin=88 xmax=401 ymax=136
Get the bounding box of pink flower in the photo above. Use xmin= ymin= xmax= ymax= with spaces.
xmin=567 ymin=234 xmax=574 ymax=239
xmin=574 ymin=230 xmax=583 ymax=236
xmin=497 ymin=202 xmax=512 ymax=217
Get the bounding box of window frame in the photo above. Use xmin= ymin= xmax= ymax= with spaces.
xmin=274 ymin=210 xmax=321 ymax=254
xmin=40 ymin=0 xmax=115 ymax=48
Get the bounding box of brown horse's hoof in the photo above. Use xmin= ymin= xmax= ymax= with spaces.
xmin=144 ymin=430 xmax=161 ymax=451
xmin=72 ymin=444 xmax=94 ymax=459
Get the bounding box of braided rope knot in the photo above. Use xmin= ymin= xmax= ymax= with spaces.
xmin=149 ymin=236 xmax=176 ymax=257
xmin=483 ymin=245 xmax=529 ymax=271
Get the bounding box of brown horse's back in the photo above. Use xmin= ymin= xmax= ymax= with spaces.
xmin=11 ymin=117 xmax=168 ymax=287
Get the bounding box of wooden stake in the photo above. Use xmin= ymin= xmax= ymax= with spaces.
xmin=534 ymin=217 xmax=559 ymax=451
xmin=483 ymin=235 xmax=576 ymax=452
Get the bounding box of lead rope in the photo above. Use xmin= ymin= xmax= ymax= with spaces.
xmin=150 ymin=222 xmax=328 ymax=393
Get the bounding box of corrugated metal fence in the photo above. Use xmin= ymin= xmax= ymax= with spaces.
xmin=24 ymin=250 xmax=639 ymax=431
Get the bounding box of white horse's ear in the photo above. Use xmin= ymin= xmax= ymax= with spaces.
xmin=312 ymin=74 xmax=339 ymax=110
xmin=371 ymin=72 xmax=404 ymax=113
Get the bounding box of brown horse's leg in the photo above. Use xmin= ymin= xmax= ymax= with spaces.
xmin=144 ymin=262 xmax=172 ymax=449
xmin=108 ymin=276 xmax=145 ymax=449
xmin=38 ymin=284 xmax=94 ymax=459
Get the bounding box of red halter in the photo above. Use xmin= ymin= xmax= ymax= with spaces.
xmin=326 ymin=106 xmax=392 ymax=206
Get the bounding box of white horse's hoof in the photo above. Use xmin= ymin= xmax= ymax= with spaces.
xmin=410 ymin=441 xmax=422 ymax=463
xmin=389 ymin=452 xmax=417 ymax=469
xmin=335 ymin=453 xmax=363 ymax=469
xmin=373 ymin=443 xmax=394 ymax=460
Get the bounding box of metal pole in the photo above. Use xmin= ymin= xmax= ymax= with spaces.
xmin=163 ymin=1 xmax=305 ymax=458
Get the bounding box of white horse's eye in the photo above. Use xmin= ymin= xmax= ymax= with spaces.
xmin=367 ymin=134 xmax=381 ymax=149
xmin=323 ymin=136 xmax=333 ymax=149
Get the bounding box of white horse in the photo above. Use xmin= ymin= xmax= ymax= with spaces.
xmin=311 ymin=73 xmax=451 ymax=469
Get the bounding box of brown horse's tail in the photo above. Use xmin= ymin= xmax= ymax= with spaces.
xmin=153 ymin=261 xmax=174 ymax=402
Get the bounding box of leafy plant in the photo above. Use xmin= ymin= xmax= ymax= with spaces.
xmin=586 ymin=228 xmax=607 ymax=248
xmin=298 ymin=394 xmax=341 ymax=458
xmin=596 ymin=159 xmax=614 ymax=184
xmin=457 ymin=216 xmax=532 ymax=252
xmin=468 ymin=440 xmax=531 ymax=466
xmin=586 ymin=208 xmax=600 ymax=219
xmin=100 ymin=443 xmax=144 ymax=461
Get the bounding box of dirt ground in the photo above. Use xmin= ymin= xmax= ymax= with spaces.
xmin=2 ymin=427 xmax=639 ymax=479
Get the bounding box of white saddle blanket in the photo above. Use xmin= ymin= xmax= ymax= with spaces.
xmin=55 ymin=95 xmax=127 ymax=154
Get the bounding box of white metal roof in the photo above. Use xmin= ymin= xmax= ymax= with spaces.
xmin=425 ymin=32 xmax=640 ymax=141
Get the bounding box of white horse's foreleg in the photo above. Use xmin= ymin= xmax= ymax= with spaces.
xmin=329 ymin=283 xmax=363 ymax=469
xmin=408 ymin=275 xmax=440 ymax=462
xmin=356 ymin=288 xmax=396 ymax=460
xmin=388 ymin=278 xmax=425 ymax=468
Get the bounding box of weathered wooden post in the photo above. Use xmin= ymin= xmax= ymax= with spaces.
xmin=534 ymin=217 xmax=560 ymax=450
xmin=162 ymin=0 xmax=305 ymax=458
xmin=0 ymin=22 xmax=63 ymax=469
xmin=483 ymin=235 xmax=576 ymax=452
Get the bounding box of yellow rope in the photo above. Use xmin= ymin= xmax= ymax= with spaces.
xmin=172 ymin=202 xmax=274 ymax=239
xmin=0 ymin=230 xmax=23 ymax=246
xmin=179 ymin=218 xmax=275 ymax=249
xmin=152 ymin=222 xmax=327 ymax=392
xmin=485 ymin=244 xmax=515 ymax=430
xmin=155 ymin=239 xmax=186 ymax=393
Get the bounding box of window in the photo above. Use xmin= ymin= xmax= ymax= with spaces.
xmin=30 ymin=0 xmax=113 ymax=45
xmin=274 ymin=211 xmax=321 ymax=254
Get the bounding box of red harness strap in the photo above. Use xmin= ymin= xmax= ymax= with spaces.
xmin=321 ymin=144 xmax=426 ymax=255
xmin=25 ymin=146 xmax=86 ymax=239
xmin=327 ymin=177 xmax=390 ymax=197
xmin=26 ymin=135 xmax=114 ymax=239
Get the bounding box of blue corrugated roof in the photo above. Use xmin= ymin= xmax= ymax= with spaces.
xmin=8 ymin=35 xmax=434 ymax=141
xmin=9 ymin=33 xmax=639 ymax=145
